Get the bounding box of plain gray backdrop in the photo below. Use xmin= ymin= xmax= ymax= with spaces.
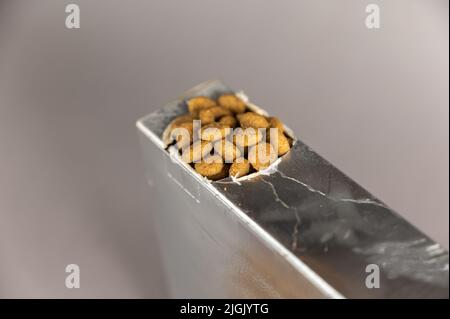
xmin=0 ymin=0 xmax=448 ymax=298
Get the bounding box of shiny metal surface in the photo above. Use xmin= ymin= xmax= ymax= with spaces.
xmin=138 ymin=80 xmax=449 ymax=298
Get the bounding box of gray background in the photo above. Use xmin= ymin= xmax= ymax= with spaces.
xmin=0 ymin=0 xmax=448 ymax=298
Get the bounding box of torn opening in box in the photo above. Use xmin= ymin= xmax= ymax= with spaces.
xmin=162 ymin=90 xmax=297 ymax=183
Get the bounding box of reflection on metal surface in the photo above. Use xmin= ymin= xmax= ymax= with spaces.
xmin=137 ymin=80 xmax=448 ymax=298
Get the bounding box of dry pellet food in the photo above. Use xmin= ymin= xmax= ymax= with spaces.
xmin=229 ymin=159 xmax=250 ymax=178
xmin=248 ymin=142 xmax=278 ymax=171
xmin=181 ymin=140 xmax=213 ymax=163
xmin=199 ymin=106 xmax=232 ymax=125
xmin=233 ymin=127 xmax=264 ymax=148
xmin=214 ymin=139 xmax=242 ymax=162
xmin=200 ymin=123 xmax=231 ymax=142
xmin=268 ymin=116 xmax=284 ymax=132
xmin=237 ymin=112 xmax=270 ymax=129
xmin=218 ymin=115 xmax=238 ymax=128
xmin=194 ymin=155 xmax=229 ymax=180
xmin=169 ymin=114 xmax=195 ymax=127
xmin=276 ymin=133 xmax=291 ymax=156
xmin=166 ymin=93 xmax=293 ymax=180
xmin=170 ymin=121 xmax=193 ymax=148
xmin=187 ymin=96 xmax=216 ymax=117
xmin=267 ymin=129 xmax=291 ymax=156
xmin=218 ymin=94 xmax=246 ymax=114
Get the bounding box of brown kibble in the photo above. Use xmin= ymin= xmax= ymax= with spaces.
xmin=211 ymin=165 xmax=229 ymax=180
xmin=169 ymin=114 xmax=194 ymax=127
xmin=248 ymin=142 xmax=278 ymax=171
xmin=218 ymin=115 xmax=238 ymax=128
xmin=233 ymin=127 xmax=264 ymax=147
xmin=229 ymin=159 xmax=250 ymax=178
xmin=187 ymin=96 xmax=216 ymax=116
xmin=214 ymin=139 xmax=241 ymax=162
xmin=267 ymin=130 xmax=290 ymax=156
xmin=170 ymin=121 xmax=193 ymax=148
xmin=201 ymin=123 xmax=231 ymax=142
xmin=218 ymin=94 xmax=246 ymax=113
xmin=195 ymin=155 xmax=228 ymax=180
xmin=237 ymin=112 xmax=270 ymax=129
xmin=199 ymin=106 xmax=231 ymax=125
xmin=181 ymin=140 xmax=213 ymax=163
xmin=268 ymin=116 xmax=284 ymax=132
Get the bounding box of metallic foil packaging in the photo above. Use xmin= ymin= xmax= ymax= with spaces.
xmin=137 ymin=80 xmax=448 ymax=298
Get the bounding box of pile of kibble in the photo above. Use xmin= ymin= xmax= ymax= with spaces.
xmin=165 ymin=94 xmax=292 ymax=180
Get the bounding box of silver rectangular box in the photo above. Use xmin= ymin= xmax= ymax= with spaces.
xmin=137 ymin=80 xmax=448 ymax=298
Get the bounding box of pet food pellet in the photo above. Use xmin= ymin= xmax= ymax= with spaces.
xmin=171 ymin=121 xmax=193 ymax=148
xmin=181 ymin=140 xmax=213 ymax=163
xmin=201 ymin=123 xmax=231 ymax=142
xmin=229 ymin=159 xmax=250 ymax=178
xmin=199 ymin=106 xmax=232 ymax=125
xmin=195 ymin=155 xmax=229 ymax=180
xmin=237 ymin=112 xmax=270 ymax=129
xmin=233 ymin=127 xmax=264 ymax=147
xmin=248 ymin=142 xmax=278 ymax=171
xmin=218 ymin=94 xmax=246 ymax=114
xmin=218 ymin=115 xmax=238 ymax=128
xmin=267 ymin=130 xmax=291 ymax=156
xmin=187 ymin=96 xmax=216 ymax=117
xmin=214 ymin=139 xmax=242 ymax=162
xmin=268 ymin=116 xmax=284 ymax=132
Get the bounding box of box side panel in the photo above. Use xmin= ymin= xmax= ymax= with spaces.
xmin=138 ymin=131 xmax=329 ymax=298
